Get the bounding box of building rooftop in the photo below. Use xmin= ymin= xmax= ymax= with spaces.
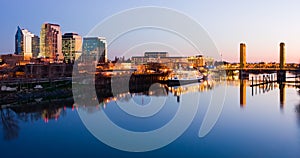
xmin=63 ymin=33 xmax=79 ymax=36
xmin=145 ymin=52 xmax=168 ymax=54
xmin=43 ymin=23 xmax=60 ymax=26
xmin=83 ymin=36 xmax=106 ymax=40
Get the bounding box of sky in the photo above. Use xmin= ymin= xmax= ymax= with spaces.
xmin=0 ymin=0 xmax=299 ymax=63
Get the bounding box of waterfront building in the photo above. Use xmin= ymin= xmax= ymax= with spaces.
xmin=131 ymin=55 xmax=187 ymax=67
xmin=132 ymin=52 xmax=172 ymax=65
xmin=132 ymin=52 xmax=170 ymax=65
xmin=15 ymin=26 xmax=35 ymax=60
xmin=187 ymin=55 xmax=205 ymax=67
xmin=144 ymin=52 xmax=169 ymax=58
xmin=205 ymin=57 xmax=215 ymax=67
xmin=132 ymin=52 xmax=206 ymax=69
xmin=24 ymin=63 xmax=73 ymax=78
xmin=62 ymin=33 xmax=82 ymax=63
xmin=0 ymin=54 xmax=23 ymax=66
xmin=82 ymin=37 xmax=107 ymax=63
xmin=39 ymin=23 xmax=63 ymax=61
xmin=31 ymin=35 xmax=40 ymax=58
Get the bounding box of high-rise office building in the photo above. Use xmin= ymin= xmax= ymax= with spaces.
xmin=82 ymin=37 xmax=107 ymax=63
xmin=31 ymin=35 xmax=40 ymax=58
xmin=39 ymin=23 xmax=63 ymax=61
xmin=15 ymin=26 xmax=23 ymax=55
xmin=62 ymin=33 xmax=82 ymax=63
xmin=15 ymin=26 xmax=35 ymax=60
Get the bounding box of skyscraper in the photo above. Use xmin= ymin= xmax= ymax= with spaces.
xmin=39 ymin=23 xmax=63 ymax=61
xmin=82 ymin=37 xmax=107 ymax=63
xmin=15 ymin=26 xmax=35 ymax=60
xmin=62 ymin=33 xmax=82 ymax=63
xmin=15 ymin=26 xmax=23 ymax=55
xmin=31 ymin=35 xmax=40 ymax=58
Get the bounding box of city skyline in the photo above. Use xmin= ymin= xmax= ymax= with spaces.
xmin=0 ymin=0 xmax=300 ymax=63
xmin=8 ymin=22 xmax=298 ymax=64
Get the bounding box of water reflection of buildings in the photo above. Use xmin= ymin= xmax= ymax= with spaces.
xmin=9 ymin=98 xmax=73 ymax=123
xmin=75 ymin=83 xmax=169 ymax=113
xmin=75 ymin=81 xmax=215 ymax=113
xmin=42 ymin=108 xmax=63 ymax=123
xmin=166 ymin=81 xmax=214 ymax=102
xmin=0 ymin=97 xmax=74 ymax=140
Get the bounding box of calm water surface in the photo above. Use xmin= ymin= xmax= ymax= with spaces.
xmin=0 ymin=78 xmax=299 ymax=158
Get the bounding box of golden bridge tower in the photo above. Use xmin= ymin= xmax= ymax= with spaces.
xmin=279 ymin=42 xmax=286 ymax=70
xmin=239 ymin=43 xmax=248 ymax=79
xmin=240 ymin=43 xmax=246 ymax=69
xmin=278 ymin=42 xmax=286 ymax=82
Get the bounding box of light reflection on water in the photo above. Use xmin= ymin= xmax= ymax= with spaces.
xmin=0 ymin=76 xmax=299 ymax=157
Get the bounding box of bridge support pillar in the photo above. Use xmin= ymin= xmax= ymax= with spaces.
xmin=277 ymin=70 xmax=286 ymax=82
xmin=239 ymin=70 xmax=249 ymax=79
xmin=239 ymin=43 xmax=248 ymax=79
xmin=278 ymin=42 xmax=286 ymax=82
xmin=280 ymin=42 xmax=286 ymax=70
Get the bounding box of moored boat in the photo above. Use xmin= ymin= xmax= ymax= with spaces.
xmin=167 ymin=70 xmax=203 ymax=86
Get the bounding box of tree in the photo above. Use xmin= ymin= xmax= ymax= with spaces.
xmin=0 ymin=108 xmax=20 ymax=140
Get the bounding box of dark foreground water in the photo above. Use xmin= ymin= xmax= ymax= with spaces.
xmin=0 ymin=79 xmax=299 ymax=158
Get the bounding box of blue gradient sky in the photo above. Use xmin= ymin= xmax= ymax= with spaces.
xmin=0 ymin=0 xmax=299 ymax=63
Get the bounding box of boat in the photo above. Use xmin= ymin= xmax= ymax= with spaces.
xmin=1 ymin=86 xmax=6 ymax=91
xmin=34 ymin=98 xmax=43 ymax=102
xmin=167 ymin=69 xmax=203 ymax=86
xmin=34 ymin=85 xmax=43 ymax=89
xmin=1 ymin=85 xmax=17 ymax=92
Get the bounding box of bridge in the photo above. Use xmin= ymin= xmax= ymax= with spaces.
xmin=224 ymin=67 xmax=298 ymax=71
xmin=235 ymin=43 xmax=299 ymax=108
xmin=224 ymin=42 xmax=299 ymax=80
xmin=239 ymin=72 xmax=299 ymax=108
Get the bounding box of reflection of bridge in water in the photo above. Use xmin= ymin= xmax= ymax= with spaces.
xmin=240 ymin=72 xmax=300 ymax=109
